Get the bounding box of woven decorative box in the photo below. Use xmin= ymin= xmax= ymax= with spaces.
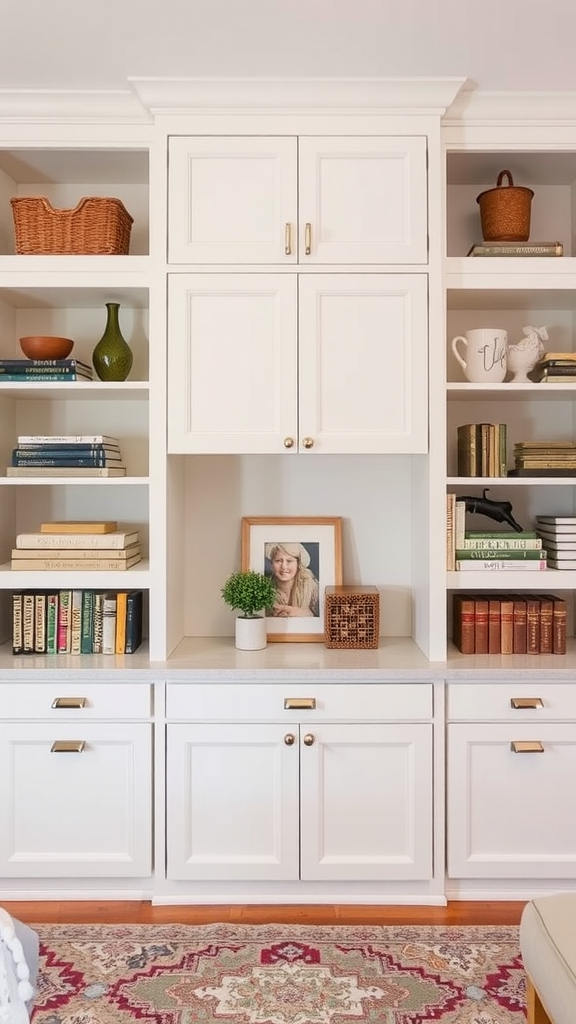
xmin=324 ymin=586 xmax=380 ymax=649
xmin=10 ymin=196 xmax=133 ymax=255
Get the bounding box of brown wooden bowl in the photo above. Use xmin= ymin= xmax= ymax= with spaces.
xmin=19 ymin=336 xmax=74 ymax=360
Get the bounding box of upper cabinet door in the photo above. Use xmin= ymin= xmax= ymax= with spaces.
xmin=167 ymin=273 xmax=298 ymax=453
xmin=298 ymin=274 xmax=428 ymax=454
xmin=298 ymin=136 xmax=428 ymax=264
xmin=168 ymin=136 xmax=298 ymax=264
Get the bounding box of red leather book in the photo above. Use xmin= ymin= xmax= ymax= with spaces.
xmin=488 ymin=596 xmax=501 ymax=654
xmin=453 ymin=594 xmax=475 ymax=654
xmin=513 ymin=597 xmax=527 ymax=654
xmin=526 ymin=595 xmax=540 ymax=655
xmin=474 ymin=598 xmax=489 ymax=655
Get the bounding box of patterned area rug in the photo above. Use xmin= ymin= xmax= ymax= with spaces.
xmin=31 ymin=922 xmax=525 ymax=1024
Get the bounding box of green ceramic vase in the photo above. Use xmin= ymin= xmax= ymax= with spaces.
xmin=92 ymin=302 xmax=133 ymax=382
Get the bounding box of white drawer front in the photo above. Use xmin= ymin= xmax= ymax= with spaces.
xmin=166 ymin=683 xmax=433 ymax=721
xmin=447 ymin=682 xmax=576 ymax=722
xmin=0 ymin=683 xmax=152 ymax=720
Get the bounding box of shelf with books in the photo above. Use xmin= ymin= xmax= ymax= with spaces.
xmin=0 ymin=559 xmax=151 ymax=586
xmin=446 ymin=382 xmax=576 ymax=401
xmin=0 ymin=381 xmax=150 ymax=399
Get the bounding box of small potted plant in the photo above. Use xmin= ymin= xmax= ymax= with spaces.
xmin=221 ymin=570 xmax=276 ymax=650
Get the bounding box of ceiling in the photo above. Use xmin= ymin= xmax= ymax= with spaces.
xmin=1 ymin=0 xmax=575 ymax=97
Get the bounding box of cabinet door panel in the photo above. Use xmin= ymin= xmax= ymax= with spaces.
xmin=300 ymin=723 xmax=433 ymax=880
xmin=169 ymin=136 xmax=297 ymax=264
xmin=168 ymin=274 xmax=298 ymax=453
xmin=299 ymin=274 xmax=428 ymax=453
xmin=299 ymin=137 xmax=428 ymax=264
xmin=448 ymin=723 xmax=576 ymax=878
xmin=0 ymin=724 xmax=152 ymax=878
xmin=166 ymin=723 xmax=300 ymax=881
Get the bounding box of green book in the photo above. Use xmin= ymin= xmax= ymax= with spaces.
xmin=46 ymin=591 xmax=59 ymax=654
xmin=464 ymin=531 xmax=538 ymax=539
xmin=455 ymin=548 xmax=546 ymax=560
xmin=81 ymin=590 xmax=94 ymax=654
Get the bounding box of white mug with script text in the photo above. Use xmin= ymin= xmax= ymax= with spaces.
xmin=451 ymin=328 xmax=508 ymax=384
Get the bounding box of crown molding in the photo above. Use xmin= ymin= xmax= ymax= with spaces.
xmin=444 ymin=89 xmax=576 ymax=124
xmin=0 ymin=89 xmax=151 ymax=123
xmin=128 ymin=76 xmax=467 ymax=115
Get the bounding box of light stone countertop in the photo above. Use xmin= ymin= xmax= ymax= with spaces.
xmin=0 ymin=636 xmax=575 ymax=681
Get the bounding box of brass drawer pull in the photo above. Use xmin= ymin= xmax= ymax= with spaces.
xmin=510 ymin=697 xmax=544 ymax=710
xmin=304 ymin=222 xmax=312 ymax=255
xmin=284 ymin=697 xmax=316 ymax=710
xmin=511 ymin=740 xmax=544 ymax=754
xmin=51 ymin=697 xmax=87 ymax=709
xmin=285 ymin=222 xmax=292 ymax=255
xmin=51 ymin=740 xmax=86 ymax=753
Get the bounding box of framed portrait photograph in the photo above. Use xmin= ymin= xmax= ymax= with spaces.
xmin=241 ymin=516 xmax=343 ymax=642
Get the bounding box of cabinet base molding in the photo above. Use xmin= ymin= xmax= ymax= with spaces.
xmin=445 ymin=881 xmax=576 ymax=902
xmin=0 ymin=885 xmax=154 ymax=901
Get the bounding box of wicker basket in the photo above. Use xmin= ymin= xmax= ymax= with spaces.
xmin=476 ymin=170 xmax=534 ymax=242
xmin=324 ymin=586 xmax=380 ymax=649
xmin=10 ymin=196 xmax=133 ymax=255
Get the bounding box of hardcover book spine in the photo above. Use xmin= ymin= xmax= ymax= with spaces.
xmin=16 ymin=532 xmax=137 ymax=549
xmin=526 ymin=597 xmax=540 ymax=655
xmin=446 ymin=493 xmax=455 ymax=571
xmin=57 ymin=589 xmax=72 ymax=653
xmin=500 ymin=598 xmax=514 ymax=655
xmin=488 ymin=597 xmax=501 ymax=655
xmin=70 ymin=589 xmax=83 ymax=655
xmin=513 ymin=599 xmax=527 ymax=655
xmin=452 ymin=594 xmax=475 ymax=654
xmin=22 ymin=592 xmax=35 ymax=654
xmin=46 ymin=592 xmax=59 ymax=654
xmin=115 ymin=591 xmax=128 ymax=654
xmin=474 ymin=598 xmax=489 ymax=655
xmin=125 ymin=591 xmax=143 ymax=654
xmin=552 ymin=597 xmax=567 ymax=655
xmin=34 ymin=591 xmax=47 ymax=653
xmin=455 ymin=548 xmax=545 ymax=559
xmin=12 ymin=591 xmax=23 ymax=655
xmin=102 ymin=592 xmax=117 ymax=655
xmin=538 ymin=596 xmax=554 ymax=655
xmin=460 ymin=537 xmax=542 ymax=549
xmin=92 ymin=592 xmax=105 ymax=654
xmin=81 ymin=590 xmax=94 ymax=654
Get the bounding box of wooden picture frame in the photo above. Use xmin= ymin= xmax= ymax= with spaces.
xmin=241 ymin=516 xmax=343 ymax=642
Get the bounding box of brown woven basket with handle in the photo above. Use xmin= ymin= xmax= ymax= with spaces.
xmin=476 ymin=170 xmax=534 ymax=242
xmin=10 ymin=196 xmax=133 ymax=254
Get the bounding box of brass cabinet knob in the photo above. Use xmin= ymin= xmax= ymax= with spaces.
xmin=283 ymin=437 xmax=295 ymax=449
xmin=284 ymin=733 xmax=296 ymax=745
xmin=302 ymin=437 xmax=314 ymax=449
xmin=303 ymin=733 xmax=315 ymax=746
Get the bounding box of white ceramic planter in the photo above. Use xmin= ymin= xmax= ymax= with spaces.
xmin=235 ymin=615 xmax=267 ymax=651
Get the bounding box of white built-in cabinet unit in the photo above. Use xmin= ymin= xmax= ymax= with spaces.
xmin=2 ymin=79 xmax=576 ymax=905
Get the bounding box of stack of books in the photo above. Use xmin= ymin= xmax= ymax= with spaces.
xmin=456 ymin=423 xmax=507 ymax=477
xmin=536 ymin=515 xmax=576 ymax=569
xmin=467 ymin=241 xmax=563 ymax=257
xmin=12 ymin=520 xmax=142 ymax=570
xmin=453 ymin=592 xmax=566 ymax=655
xmin=7 ymin=433 xmax=126 ymax=477
xmin=0 ymin=358 xmax=93 ymax=381
xmin=509 ymin=441 xmax=576 ymax=478
xmin=533 ymin=351 xmax=576 ymax=383
xmin=454 ymin=529 xmax=547 ymax=571
xmin=12 ymin=587 xmax=143 ymax=655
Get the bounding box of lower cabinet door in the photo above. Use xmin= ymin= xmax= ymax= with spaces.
xmin=300 ymin=723 xmax=433 ymax=881
xmin=447 ymin=723 xmax=576 ymax=878
xmin=0 ymin=723 xmax=152 ymax=877
xmin=166 ymin=723 xmax=300 ymax=881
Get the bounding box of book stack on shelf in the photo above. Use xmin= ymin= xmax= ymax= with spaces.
xmin=6 ymin=434 xmax=126 ymax=478
xmin=12 ymin=586 xmax=143 ymax=655
xmin=533 ymin=351 xmax=576 ymax=383
xmin=454 ymin=529 xmax=547 ymax=572
xmin=467 ymin=241 xmax=563 ymax=257
xmin=509 ymin=441 xmax=576 ymax=478
xmin=11 ymin=520 xmax=141 ymax=570
xmin=457 ymin=423 xmax=507 ymax=478
xmin=453 ymin=592 xmax=566 ymax=655
xmin=536 ymin=516 xmax=576 ymax=570
xmin=0 ymin=358 xmax=93 ymax=381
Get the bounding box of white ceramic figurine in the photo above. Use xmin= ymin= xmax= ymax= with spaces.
xmin=506 ymin=325 xmax=548 ymax=382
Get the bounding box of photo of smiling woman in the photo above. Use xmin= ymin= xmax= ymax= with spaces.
xmin=265 ymin=541 xmax=320 ymax=618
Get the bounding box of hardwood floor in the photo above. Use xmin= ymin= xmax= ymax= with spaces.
xmin=3 ymin=901 xmax=526 ymax=926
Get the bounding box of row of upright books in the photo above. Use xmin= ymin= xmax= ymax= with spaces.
xmin=456 ymin=423 xmax=507 ymax=477
xmin=452 ymin=593 xmax=567 ymax=655
xmin=0 ymin=358 xmax=93 ymax=381
xmin=12 ymin=519 xmax=141 ymax=570
xmin=7 ymin=433 xmax=126 ymax=478
xmin=12 ymin=588 xmax=143 ymax=655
